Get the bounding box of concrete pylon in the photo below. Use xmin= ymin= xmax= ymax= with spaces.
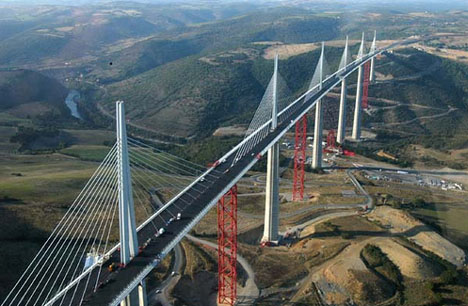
xmin=262 ymin=54 xmax=280 ymax=244
xmin=370 ymin=30 xmax=377 ymax=82
xmin=352 ymin=33 xmax=365 ymax=141
xmin=312 ymin=42 xmax=325 ymax=169
xmin=121 ymin=281 xmax=147 ymax=306
xmin=116 ymin=101 xmax=138 ymax=265
xmin=116 ymin=101 xmax=147 ymax=306
xmin=337 ymin=36 xmax=349 ymax=144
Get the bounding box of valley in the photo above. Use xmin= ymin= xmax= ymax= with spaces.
xmin=1 ymin=1 xmax=468 ymax=305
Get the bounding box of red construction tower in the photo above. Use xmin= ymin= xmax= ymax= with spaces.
xmin=324 ymin=130 xmax=342 ymax=154
xmin=362 ymin=61 xmax=371 ymax=109
xmin=217 ymin=185 xmax=238 ymax=306
xmin=293 ymin=115 xmax=307 ymax=201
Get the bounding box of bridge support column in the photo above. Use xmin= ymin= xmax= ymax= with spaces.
xmin=120 ymin=286 xmax=143 ymax=306
xmin=352 ymin=33 xmax=366 ymax=141
xmin=262 ymin=54 xmax=280 ymax=243
xmin=337 ymin=77 xmax=347 ymax=144
xmin=312 ymin=99 xmax=323 ymax=169
xmin=312 ymin=42 xmax=326 ymax=169
xmin=138 ymin=281 xmax=148 ymax=306
xmin=352 ymin=64 xmax=363 ymax=140
xmin=262 ymin=143 xmax=280 ymax=243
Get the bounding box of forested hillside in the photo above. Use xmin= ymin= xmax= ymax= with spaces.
xmin=0 ymin=70 xmax=69 ymax=117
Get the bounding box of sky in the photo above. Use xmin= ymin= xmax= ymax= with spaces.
xmin=0 ymin=0 xmax=466 ymax=10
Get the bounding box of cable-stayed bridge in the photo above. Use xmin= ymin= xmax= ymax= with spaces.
xmin=2 ymin=32 xmax=418 ymax=306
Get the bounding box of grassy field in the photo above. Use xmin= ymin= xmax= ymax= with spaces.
xmin=63 ymin=129 xmax=114 ymax=146
xmin=0 ymin=154 xmax=98 ymax=204
xmin=60 ymin=144 xmax=112 ymax=161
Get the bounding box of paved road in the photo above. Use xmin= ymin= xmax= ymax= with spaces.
xmin=186 ymin=235 xmax=260 ymax=305
xmin=147 ymin=243 xmax=184 ymax=306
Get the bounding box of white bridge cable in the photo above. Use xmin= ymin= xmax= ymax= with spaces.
xmin=63 ymin=167 xmax=118 ymax=306
xmin=127 ymin=141 xmax=216 ymax=187
xmin=131 ymin=165 xmax=183 ymax=205
xmin=37 ymin=161 xmax=118 ymax=306
xmin=132 ymin=184 xmax=162 ymax=232
xmin=65 ymin=172 xmax=119 ymax=306
xmin=35 ymin=154 xmax=117 ymax=305
xmin=2 ymin=144 xmax=118 ymax=306
xmin=79 ymin=191 xmax=119 ymax=305
xmin=305 ymin=44 xmax=331 ymax=103
xmin=128 ymin=154 xmax=198 ymax=223
xmin=92 ymin=195 xmax=119 ymax=292
xmin=127 ymin=147 xmax=209 ymax=194
xmin=130 ymin=166 xmax=193 ymax=215
xmin=14 ymin=158 xmax=116 ymax=306
xmin=131 ymin=169 xmax=184 ymax=215
xmin=338 ymin=36 xmax=351 ymax=72
xmin=127 ymin=137 xmax=221 ymax=180
xmin=232 ymin=70 xmax=291 ymax=164
xmin=128 ymin=152 xmax=203 ymax=199
xmin=25 ymin=154 xmax=119 ymax=306
xmin=130 ymin=168 xmax=181 ymax=217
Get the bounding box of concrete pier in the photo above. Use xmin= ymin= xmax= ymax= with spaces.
xmin=262 ymin=142 xmax=280 ymax=243
xmin=352 ymin=33 xmax=365 ymax=141
xmin=337 ymin=78 xmax=347 ymax=144
xmin=262 ymin=54 xmax=280 ymax=243
xmin=312 ymin=42 xmax=325 ymax=169
xmin=312 ymin=99 xmax=323 ymax=168
xmin=337 ymin=37 xmax=349 ymax=144
xmin=352 ymin=64 xmax=363 ymax=140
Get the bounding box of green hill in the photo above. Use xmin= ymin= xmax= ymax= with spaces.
xmin=0 ymin=69 xmax=69 ymax=117
xmin=100 ymin=44 xmax=345 ymax=138
xmin=91 ymin=8 xmax=340 ymax=82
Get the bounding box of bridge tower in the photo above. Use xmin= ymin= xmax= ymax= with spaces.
xmin=352 ymin=33 xmax=366 ymax=141
xmin=262 ymin=54 xmax=280 ymax=244
xmin=337 ymin=36 xmax=349 ymax=144
xmin=116 ymin=101 xmax=147 ymax=306
xmin=312 ymin=42 xmax=326 ymax=169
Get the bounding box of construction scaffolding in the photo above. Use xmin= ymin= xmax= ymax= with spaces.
xmin=362 ymin=61 xmax=371 ymax=109
xmin=217 ymin=185 xmax=238 ymax=306
xmin=293 ymin=115 xmax=307 ymax=201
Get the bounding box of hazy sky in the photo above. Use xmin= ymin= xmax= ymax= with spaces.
xmin=0 ymin=0 xmax=466 ymax=10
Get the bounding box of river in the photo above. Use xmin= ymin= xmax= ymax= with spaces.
xmin=65 ymin=90 xmax=83 ymax=120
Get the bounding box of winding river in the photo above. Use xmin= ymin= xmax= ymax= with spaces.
xmin=65 ymin=90 xmax=83 ymax=120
